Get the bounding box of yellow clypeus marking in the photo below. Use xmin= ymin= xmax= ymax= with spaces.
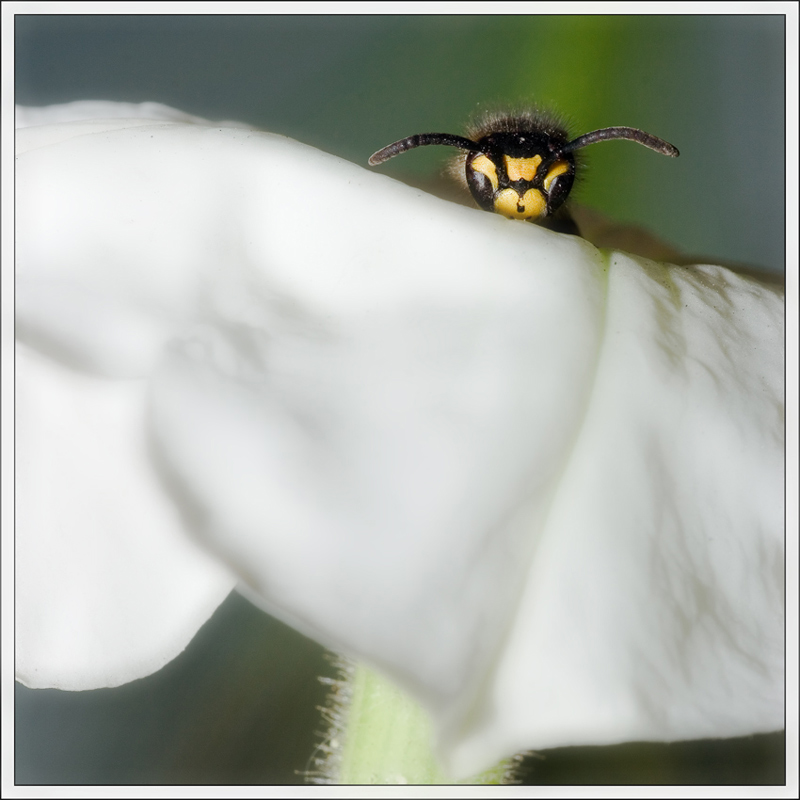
xmin=504 ymin=154 xmax=542 ymax=182
xmin=543 ymin=160 xmax=570 ymax=192
xmin=471 ymin=154 xmax=499 ymax=190
xmin=494 ymin=188 xmax=547 ymax=219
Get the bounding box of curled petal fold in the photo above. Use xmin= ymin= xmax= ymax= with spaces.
xmin=15 ymin=105 xmax=783 ymax=775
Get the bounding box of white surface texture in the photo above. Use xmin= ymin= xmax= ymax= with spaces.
xmin=15 ymin=103 xmax=784 ymax=776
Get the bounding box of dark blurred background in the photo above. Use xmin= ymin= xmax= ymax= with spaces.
xmin=15 ymin=13 xmax=786 ymax=786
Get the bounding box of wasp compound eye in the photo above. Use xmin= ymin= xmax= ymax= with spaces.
xmin=368 ymin=111 xmax=679 ymax=232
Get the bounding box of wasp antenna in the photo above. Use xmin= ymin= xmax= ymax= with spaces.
xmin=561 ymin=127 xmax=680 ymax=158
xmin=368 ymin=133 xmax=482 ymax=166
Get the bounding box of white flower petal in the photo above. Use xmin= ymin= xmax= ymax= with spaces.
xmin=447 ymin=255 xmax=784 ymax=775
xmin=15 ymin=106 xmax=241 ymax=690
xmin=15 ymin=106 xmax=783 ymax=777
xmin=147 ymin=214 xmax=605 ymax=706
xmin=15 ymin=345 xmax=235 ymax=690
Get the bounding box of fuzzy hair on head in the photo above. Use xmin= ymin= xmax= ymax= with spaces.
xmin=447 ymin=105 xmax=574 ymax=190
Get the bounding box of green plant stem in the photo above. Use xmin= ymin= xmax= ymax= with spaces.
xmin=336 ymin=662 xmax=511 ymax=785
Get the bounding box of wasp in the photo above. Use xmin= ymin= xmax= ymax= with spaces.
xmin=368 ymin=110 xmax=679 ymax=235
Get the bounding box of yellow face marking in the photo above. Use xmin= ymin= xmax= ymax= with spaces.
xmin=494 ymin=188 xmax=547 ymax=220
xmin=504 ymin=154 xmax=542 ymax=182
xmin=543 ymin=160 xmax=570 ymax=192
xmin=471 ymin=154 xmax=499 ymax=191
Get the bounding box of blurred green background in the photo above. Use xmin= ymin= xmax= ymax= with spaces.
xmin=15 ymin=13 xmax=786 ymax=786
